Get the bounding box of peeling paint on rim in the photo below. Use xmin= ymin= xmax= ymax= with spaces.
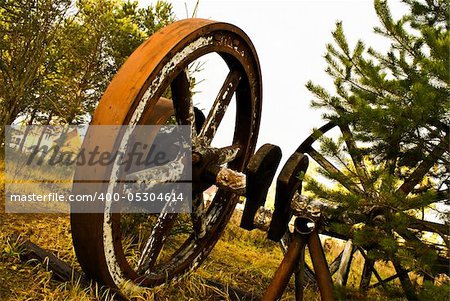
xmin=103 ymin=35 xmax=214 ymax=289
xmin=70 ymin=18 xmax=262 ymax=292
xmin=89 ymin=23 xmax=263 ymax=291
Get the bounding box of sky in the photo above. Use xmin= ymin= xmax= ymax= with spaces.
xmin=139 ymin=0 xmax=407 ymax=166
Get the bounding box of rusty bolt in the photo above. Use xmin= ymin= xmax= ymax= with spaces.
xmin=290 ymin=192 xmax=308 ymax=216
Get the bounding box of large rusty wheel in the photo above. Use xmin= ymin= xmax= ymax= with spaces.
xmin=70 ymin=19 xmax=262 ymax=289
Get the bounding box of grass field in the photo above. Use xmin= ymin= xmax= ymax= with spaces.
xmin=1 ymin=213 xmax=410 ymax=301
xmin=0 ymin=158 xmax=428 ymax=300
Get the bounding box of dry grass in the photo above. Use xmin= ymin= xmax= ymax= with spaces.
xmin=0 ymin=212 xmax=303 ymax=301
xmin=0 ymin=157 xmax=435 ymax=301
xmin=0 ymin=211 xmax=410 ymax=301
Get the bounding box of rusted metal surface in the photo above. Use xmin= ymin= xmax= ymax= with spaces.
xmin=262 ymin=230 xmax=307 ymax=301
xmin=216 ymin=145 xmax=241 ymax=164
xmin=260 ymin=159 xmax=337 ymax=301
xmin=199 ymin=69 xmax=242 ymax=146
xmin=215 ymin=167 xmax=246 ymax=195
xmin=191 ymin=192 xmax=207 ymax=238
xmin=263 ymin=216 xmax=335 ymax=301
xmin=253 ymin=206 xmax=273 ymax=231
xmin=268 ymin=152 xmax=309 ymax=241
xmin=296 ymin=122 xmax=336 ymax=153
xmin=137 ymin=212 xmax=177 ymax=273
xmin=241 ymin=144 xmax=282 ymax=230
xmin=71 ymin=18 xmax=262 ymax=289
xmin=306 ymin=228 xmax=335 ymax=301
xmin=295 ymin=244 xmax=307 ymax=301
xmin=280 ymin=233 xmax=317 ymax=284
xmin=294 ymin=216 xmax=316 ymax=235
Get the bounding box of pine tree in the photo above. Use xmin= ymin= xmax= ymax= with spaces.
xmin=305 ymin=0 xmax=449 ymax=299
xmin=0 ymin=0 xmax=175 ymax=143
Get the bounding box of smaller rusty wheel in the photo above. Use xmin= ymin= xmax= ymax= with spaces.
xmin=283 ymin=122 xmax=449 ymax=297
xmin=71 ymin=19 xmax=262 ymax=290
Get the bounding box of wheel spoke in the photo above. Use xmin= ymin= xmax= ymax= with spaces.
xmin=123 ymin=158 xmax=186 ymax=192
xmin=308 ymin=147 xmax=364 ymax=195
xmin=335 ymin=239 xmax=355 ymax=286
xmin=358 ymin=247 xmax=387 ymax=291
xmin=137 ymin=212 xmax=177 ymax=273
xmin=216 ymin=144 xmax=241 ymax=164
xmin=397 ymin=131 xmax=449 ymax=195
xmin=171 ymin=70 xmax=197 ymax=143
xmin=294 ymin=240 xmax=306 ymax=301
xmin=199 ymin=69 xmax=242 ymax=145
xmin=191 ymin=192 xmax=206 ymax=239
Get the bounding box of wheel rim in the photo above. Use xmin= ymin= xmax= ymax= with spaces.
xmin=71 ymin=18 xmax=262 ymax=289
